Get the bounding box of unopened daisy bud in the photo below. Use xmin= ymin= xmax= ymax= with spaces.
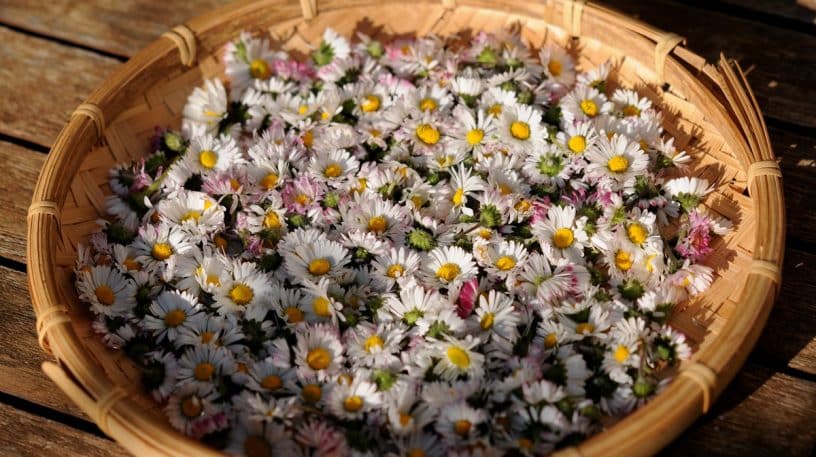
xmin=479 ymin=204 xmax=502 ymax=228
xmin=555 ymin=398 xmax=574 ymax=417
xmin=633 ymin=377 xmax=656 ymax=398
xmin=366 ymin=296 xmax=384 ymax=313
xmin=258 ymin=253 xmax=282 ymax=272
xmin=366 ymin=40 xmax=384 ymax=58
xmin=105 ymin=222 xmax=135 ymax=245
xmin=354 ymin=247 xmax=372 ymax=262
xmin=287 ymin=213 xmax=310 ymax=228
xmin=618 ymin=279 xmax=645 ymax=301
xmin=476 ymin=47 xmax=498 ymax=66
xmin=162 ymin=130 xmax=185 ymax=153
xmin=655 ymin=340 xmax=674 ymax=361
xmin=312 ymin=41 xmax=334 ymax=66
xmin=323 ymin=191 xmax=340 ymax=208
xmin=373 ymin=369 xmax=397 ymax=391
xmin=517 ymin=90 xmax=534 ymax=105
xmin=407 ymin=228 xmax=436 ymax=251
xmin=580 ymin=404 xmax=601 ymax=420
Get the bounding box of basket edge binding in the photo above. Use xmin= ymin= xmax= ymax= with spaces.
xmin=25 ymin=1 xmax=784 ymax=456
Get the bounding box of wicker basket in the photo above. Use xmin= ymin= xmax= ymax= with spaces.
xmin=26 ymin=0 xmax=784 ymax=455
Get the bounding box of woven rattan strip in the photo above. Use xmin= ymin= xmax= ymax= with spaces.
xmin=564 ymin=0 xmax=587 ymax=37
xmin=96 ymin=387 xmax=129 ymax=436
xmin=750 ymin=259 xmax=782 ymax=284
xmin=72 ymin=103 xmax=106 ymax=140
xmin=162 ymin=25 xmax=197 ymax=67
xmin=28 ymin=200 xmax=60 ymax=220
xmin=300 ymin=0 xmax=317 ymax=19
xmin=746 ymin=160 xmax=782 ymax=186
xmin=654 ymin=33 xmax=685 ymax=82
xmin=36 ymin=305 xmax=71 ymax=354
xmin=679 ymin=362 xmax=717 ymax=414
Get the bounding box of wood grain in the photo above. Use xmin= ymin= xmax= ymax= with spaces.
xmin=0 ymin=27 xmax=119 ymax=147
xmin=0 ymin=141 xmax=45 ymax=264
xmin=718 ymin=0 xmax=816 ymax=25
xmin=0 ymin=265 xmax=89 ymax=419
xmin=662 ymin=363 xmax=816 ymax=457
xmin=603 ymin=0 xmax=816 ymax=128
xmin=0 ymin=401 xmax=121 ymax=456
xmin=0 ymin=0 xmax=231 ymax=58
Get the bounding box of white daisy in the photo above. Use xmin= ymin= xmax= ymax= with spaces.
xmin=326 ymin=376 xmax=381 ymax=420
xmin=422 ymin=245 xmax=478 ymax=288
xmin=144 ymin=289 xmax=203 ymax=343
xmin=532 ymin=205 xmax=590 ymax=263
xmin=294 ymin=324 xmax=345 ymax=379
xmin=182 ymin=79 xmax=228 ymax=136
xmin=585 ymin=134 xmax=649 ymax=192
xmin=431 ymin=335 xmax=485 ymax=381
xmin=76 ymin=265 xmax=136 ymax=317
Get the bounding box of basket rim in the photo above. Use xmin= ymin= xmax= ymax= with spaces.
xmin=26 ymin=1 xmax=785 ymax=456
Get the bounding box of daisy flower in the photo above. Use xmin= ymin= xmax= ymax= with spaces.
xmin=182 ymin=79 xmax=228 ymax=136
xmin=470 ymin=290 xmax=520 ymax=343
xmin=144 ymin=289 xmax=203 ymax=343
xmin=326 ymin=376 xmax=381 ymax=420
xmin=372 ymin=247 xmax=421 ymax=289
xmin=284 ymin=237 xmax=350 ymax=284
xmin=560 ymin=84 xmax=613 ymax=124
xmin=422 ymin=245 xmax=478 ymax=288
xmin=224 ymin=31 xmax=284 ymax=96
xmin=294 ymin=324 xmax=345 ymax=379
xmin=76 ymin=265 xmax=136 ymax=317
xmin=224 ymin=420 xmax=299 ymax=457
xmin=435 ymin=400 xmax=487 ymax=443
xmin=177 ymin=344 xmax=235 ymax=388
xmin=213 ymin=260 xmax=273 ymax=314
xmin=165 ymin=383 xmax=222 ymax=437
xmin=532 ymin=205 xmax=589 ymax=263
xmin=499 ymin=104 xmax=545 ymax=152
xmin=585 ymin=134 xmax=649 ymax=191
xmin=345 ymin=322 xmax=405 ymax=368
xmin=431 ymin=335 xmax=485 ymax=381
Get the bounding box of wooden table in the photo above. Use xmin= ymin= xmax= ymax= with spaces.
xmin=0 ymin=0 xmax=814 ymax=455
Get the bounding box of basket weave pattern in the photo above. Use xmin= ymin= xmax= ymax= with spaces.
xmin=26 ymin=1 xmax=784 ymax=456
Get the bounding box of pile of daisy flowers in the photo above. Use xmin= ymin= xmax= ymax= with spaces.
xmin=76 ymin=27 xmax=731 ymax=456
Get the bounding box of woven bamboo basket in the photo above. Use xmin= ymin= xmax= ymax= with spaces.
xmin=26 ymin=0 xmax=785 ymax=455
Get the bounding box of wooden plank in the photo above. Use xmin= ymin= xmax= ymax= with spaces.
xmin=0 ymin=0 xmax=231 ymax=57
xmin=663 ymin=363 xmax=816 ymax=456
xmin=769 ymin=126 xmax=816 ymax=247
xmin=0 ymin=265 xmax=88 ymax=419
xmin=603 ymin=0 xmax=816 ymax=128
xmin=717 ymin=0 xmax=816 ymax=26
xmin=0 ymin=27 xmax=119 ymax=147
xmin=0 ymin=141 xmax=45 ymax=264
xmin=0 ymin=402 xmax=121 ymax=456
xmin=755 ymin=248 xmax=816 ymax=376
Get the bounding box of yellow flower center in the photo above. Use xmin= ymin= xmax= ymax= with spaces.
xmin=446 ymin=346 xmax=470 ymax=369
xmin=416 ymin=124 xmax=440 ymax=145
xmin=361 ymin=95 xmax=381 ymax=112
xmin=198 ymin=150 xmax=218 ymax=169
xmin=479 ymin=228 xmax=492 ymax=239
xmin=308 ymin=258 xmax=331 ymax=276
xmin=510 ymin=121 xmax=531 ymax=140
xmin=324 ymin=163 xmax=343 ymax=178
xmin=312 ymin=296 xmax=332 ymax=317
xmin=399 ymin=412 xmax=413 ymax=427
xmin=302 ymin=383 xmax=322 ymax=403
xmin=298 ymin=104 xmax=309 ymax=115
xmin=284 ymin=306 xmax=304 ymax=323
xmin=302 ymin=130 xmax=314 ymax=148
xmin=180 ymin=210 xmax=201 ymax=223
xmin=261 ymin=211 xmax=281 ymax=229
xmin=607 ymin=155 xmax=629 ymax=173
xmin=622 ymin=104 xmax=641 ymax=117
xmin=552 ymin=227 xmax=575 ymax=249
xmin=614 ymin=345 xmax=630 ymax=363
xmin=488 ymin=103 xmax=503 ymax=117
xmin=408 ymin=449 xmax=426 ymax=457
xmin=244 ymin=435 xmax=272 ymax=457
xmin=498 ymin=183 xmax=513 ymax=195
xmin=367 ymin=215 xmax=388 ymax=234
xmin=575 ymin=322 xmax=595 ymax=334
xmin=343 ymin=395 xmax=364 ymax=412
xmin=261 ymin=374 xmax=283 ymax=391
xmin=436 ymin=263 xmax=461 ymax=282
xmin=306 ymin=347 xmax=331 ymax=370
xmin=466 ymin=128 xmax=484 ymax=145
xmin=515 ymin=199 xmax=532 ymax=213
xmin=495 ymin=255 xmax=516 ymax=271
xmin=122 ymin=257 xmax=141 ymax=271
xmin=249 ymin=58 xmax=271 ymax=80
xmin=480 ymin=313 xmax=495 ymax=330
xmin=452 ymin=187 xmax=465 ymax=206
xmin=205 ymin=274 xmax=220 ymax=287
xmin=615 ymin=250 xmax=633 ymax=271
xmin=548 ymin=59 xmax=563 ymax=76
xmin=580 ymin=99 xmax=599 ymax=117
xmin=214 ymin=235 xmax=228 ymax=250
xmin=164 ymin=309 xmax=186 ymax=327
xmin=419 ymin=97 xmax=438 ymax=112
xmin=567 ymin=135 xmax=586 ymax=154
xmin=544 ymin=332 xmax=558 ymax=349
xmin=386 ymin=264 xmax=405 ymax=279
xmin=152 ymin=242 xmax=173 ymax=260
xmin=627 ymin=223 xmax=649 ymax=245
xmin=295 ymin=193 xmax=311 ymax=206
xmin=519 ymin=438 xmax=534 ymax=450
xmin=229 ymin=283 xmax=254 ymax=305
xmin=364 ymin=335 xmax=384 ymax=353
xmin=194 ymin=362 xmax=215 ymax=381
xmin=454 ymin=419 xmax=472 ymax=437
xmin=200 ymin=331 xmax=215 ymax=344
xmin=260 ymin=172 xmax=278 ymax=189
xmin=181 ymin=396 xmax=202 ymax=418
xmin=94 ymin=285 xmax=115 ymax=306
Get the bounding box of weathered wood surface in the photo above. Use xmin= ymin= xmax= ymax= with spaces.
xmin=0 ymin=401 xmax=123 ymax=456
xmin=0 ymin=0 xmax=814 ymax=455
xmin=0 ymin=0 xmax=231 ymax=58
